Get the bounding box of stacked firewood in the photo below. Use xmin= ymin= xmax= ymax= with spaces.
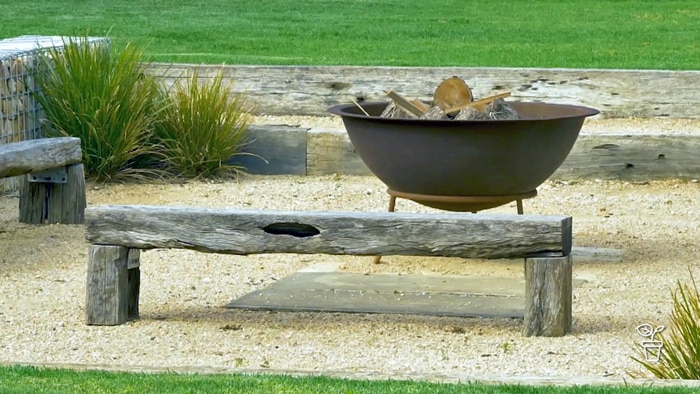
xmin=379 ymin=76 xmax=519 ymax=121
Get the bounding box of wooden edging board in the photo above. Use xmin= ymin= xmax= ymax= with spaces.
xmin=232 ymin=125 xmax=700 ymax=181
xmin=144 ymin=64 xmax=700 ymax=118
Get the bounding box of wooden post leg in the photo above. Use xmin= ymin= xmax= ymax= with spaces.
xmin=19 ymin=163 xmax=86 ymax=224
xmin=127 ymin=249 xmax=141 ymax=320
xmin=86 ymin=245 xmax=131 ymax=325
xmin=18 ymin=173 xmax=46 ymax=224
xmin=523 ymin=255 xmax=572 ymax=337
xmin=49 ymin=163 xmax=87 ymax=224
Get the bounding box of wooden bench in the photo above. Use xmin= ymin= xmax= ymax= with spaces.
xmin=0 ymin=137 xmax=86 ymax=224
xmin=84 ymin=205 xmax=573 ymax=337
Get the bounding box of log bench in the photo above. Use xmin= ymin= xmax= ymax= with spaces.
xmin=0 ymin=137 xmax=86 ymax=224
xmin=84 ymin=205 xmax=574 ymax=337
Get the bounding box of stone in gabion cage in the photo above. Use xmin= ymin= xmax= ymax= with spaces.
xmin=0 ymin=35 xmax=109 ymax=193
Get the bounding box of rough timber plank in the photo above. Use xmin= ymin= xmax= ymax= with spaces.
xmin=144 ymin=64 xmax=700 ymax=118
xmin=553 ymin=134 xmax=700 ymax=181
xmin=85 ymin=205 xmax=572 ymax=259
xmin=0 ymin=137 xmax=82 ymax=178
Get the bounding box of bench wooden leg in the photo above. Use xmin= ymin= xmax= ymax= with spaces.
xmin=523 ymin=255 xmax=572 ymax=337
xmin=86 ymin=245 xmax=141 ymax=325
xmin=19 ymin=163 xmax=86 ymax=224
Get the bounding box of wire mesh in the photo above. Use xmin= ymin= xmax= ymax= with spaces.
xmin=0 ymin=35 xmax=108 ymax=193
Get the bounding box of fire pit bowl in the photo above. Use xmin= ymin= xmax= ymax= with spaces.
xmin=329 ymin=101 xmax=599 ymax=211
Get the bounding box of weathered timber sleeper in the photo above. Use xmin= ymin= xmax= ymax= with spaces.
xmin=0 ymin=137 xmax=86 ymax=224
xmin=85 ymin=205 xmax=573 ymax=337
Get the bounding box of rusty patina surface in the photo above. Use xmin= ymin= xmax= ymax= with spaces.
xmin=330 ymin=101 xmax=598 ymax=211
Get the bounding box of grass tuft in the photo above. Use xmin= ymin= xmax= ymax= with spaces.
xmin=32 ymin=37 xmax=163 ymax=182
xmin=632 ymin=272 xmax=700 ymax=379
xmin=153 ymin=68 xmax=250 ymax=179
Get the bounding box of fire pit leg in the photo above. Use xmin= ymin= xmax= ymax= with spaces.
xmin=517 ymin=199 xmax=524 ymax=215
xmin=373 ymin=196 xmax=398 ymax=264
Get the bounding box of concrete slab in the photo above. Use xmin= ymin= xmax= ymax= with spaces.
xmin=227 ymin=272 xmax=586 ymax=318
xmin=232 ymin=125 xmax=307 ymax=175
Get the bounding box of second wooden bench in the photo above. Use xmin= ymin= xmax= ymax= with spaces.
xmin=0 ymin=137 xmax=86 ymax=224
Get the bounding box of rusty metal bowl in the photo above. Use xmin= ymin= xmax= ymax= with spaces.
xmin=328 ymin=101 xmax=599 ymax=211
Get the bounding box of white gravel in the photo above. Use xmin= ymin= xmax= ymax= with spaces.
xmin=2 ymin=114 xmax=700 ymax=383
xmin=1 ymin=172 xmax=700 ymax=382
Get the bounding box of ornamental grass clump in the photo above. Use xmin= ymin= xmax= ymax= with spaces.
xmin=632 ymin=273 xmax=700 ymax=379
xmin=32 ymin=37 xmax=162 ymax=181
xmin=153 ymin=69 xmax=250 ymax=179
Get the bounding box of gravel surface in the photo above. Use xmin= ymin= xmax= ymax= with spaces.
xmin=1 ymin=117 xmax=700 ymax=382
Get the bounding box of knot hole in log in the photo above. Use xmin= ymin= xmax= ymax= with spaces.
xmin=263 ymin=222 xmax=320 ymax=238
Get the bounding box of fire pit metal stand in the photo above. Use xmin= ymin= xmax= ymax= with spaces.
xmin=384 ymin=189 xmax=538 ymax=214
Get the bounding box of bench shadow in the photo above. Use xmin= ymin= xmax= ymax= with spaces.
xmin=136 ymin=306 xmax=524 ymax=334
xmin=133 ymin=305 xmax=658 ymax=338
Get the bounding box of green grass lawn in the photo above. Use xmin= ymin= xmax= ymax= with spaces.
xmin=2 ymin=1 xmax=699 ymax=392
xmin=1 ymin=365 xmax=698 ymax=394
xmin=1 ymin=0 xmax=699 ymax=69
